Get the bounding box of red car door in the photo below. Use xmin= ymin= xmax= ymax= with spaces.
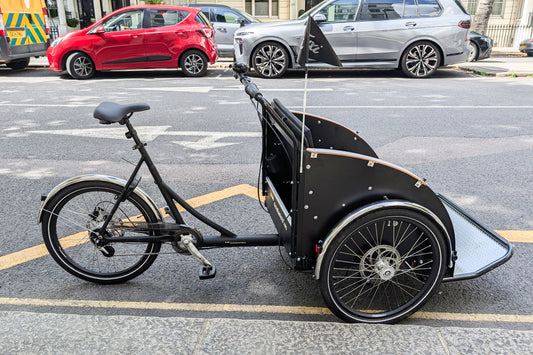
xmin=94 ymin=9 xmax=147 ymax=69
xmin=141 ymin=9 xmax=191 ymax=68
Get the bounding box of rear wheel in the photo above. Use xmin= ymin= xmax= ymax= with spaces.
xmin=319 ymin=208 xmax=447 ymax=323
xmin=252 ymin=41 xmax=289 ymax=78
xmin=6 ymin=57 xmax=30 ymax=70
xmin=41 ymin=180 xmax=161 ymax=284
xmin=401 ymin=41 xmax=440 ymax=78
xmin=180 ymin=49 xmax=208 ymax=77
xmin=66 ymin=52 xmax=95 ymax=79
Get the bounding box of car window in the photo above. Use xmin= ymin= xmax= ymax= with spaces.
xmin=417 ymin=0 xmax=441 ymax=17
xmin=195 ymin=10 xmax=212 ymax=26
xmin=315 ymin=0 xmax=360 ymax=23
xmin=403 ymin=0 xmax=419 ymax=18
xmin=148 ymin=9 xmax=189 ymax=28
xmin=213 ymin=8 xmax=241 ymax=23
xmin=199 ymin=8 xmax=213 ymax=22
xmin=102 ymin=10 xmax=144 ymax=32
xmin=360 ymin=0 xmax=403 ymax=20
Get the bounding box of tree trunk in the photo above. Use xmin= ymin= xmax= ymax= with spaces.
xmin=472 ymin=0 xmax=495 ymax=35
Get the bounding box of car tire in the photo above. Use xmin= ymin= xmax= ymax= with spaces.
xmin=401 ymin=41 xmax=441 ymax=78
xmin=66 ymin=52 xmax=95 ymax=80
xmin=527 ymin=53 xmax=533 ymax=57
xmin=6 ymin=57 xmax=30 ymax=70
xmin=252 ymin=41 xmax=289 ymax=79
xmin=180 ymin=50 xmax=208 ymax=77
xmin=467 ymin=42 xmax=479 ymax=62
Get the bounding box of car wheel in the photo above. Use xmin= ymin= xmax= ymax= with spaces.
xmin=401 ymin=41 xmax=441 ymax=78
xmin=252 ymin=42 xmax=289 ymax=79
xmin=527 ymin=52 xmax=533 ymax=57
xmin=6 ymin=57 xmax=30 ymax=70
xmin=180 ymin=50 xmax=208 ymax=77
xmin=66 ymin=52 xmax=95 ymax=80
xmin=467 ymin=42 xmax=479 ymax=62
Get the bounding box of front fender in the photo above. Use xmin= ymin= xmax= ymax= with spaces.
xmin=37 ymin=174 xmax=162 ymax=223
xmin=313 ymin=200 xmax=454 ymax=280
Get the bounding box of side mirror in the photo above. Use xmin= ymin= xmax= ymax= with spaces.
xmin=313 ymin=13 xmax=327 ymax=23
xmin=238 ymin=19 xmax=246 ymax=27
xmin=95 ymin=25 xmax=105 ymax=34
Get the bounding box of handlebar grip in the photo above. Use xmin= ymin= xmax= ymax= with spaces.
xmin=245 ymin=82 xmax=261 ymax=100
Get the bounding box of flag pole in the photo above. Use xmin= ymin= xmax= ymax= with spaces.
xmin=299 ymin=21 xmax=310 ymax=175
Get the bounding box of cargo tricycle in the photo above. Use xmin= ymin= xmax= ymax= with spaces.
xmin=38 ymin=63 xmax=512 ymax=323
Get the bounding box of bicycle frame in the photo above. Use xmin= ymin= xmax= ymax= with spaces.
xmin=95 ymin=118 xmax=280 ymax=248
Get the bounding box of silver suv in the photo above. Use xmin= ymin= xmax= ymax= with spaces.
xmin=234 ymin=0 xmax=471 ymax=78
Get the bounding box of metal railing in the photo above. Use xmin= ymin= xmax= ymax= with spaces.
xmin=485 ymin=24 xmax=533 ymax=48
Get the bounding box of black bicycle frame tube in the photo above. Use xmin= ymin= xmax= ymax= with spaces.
xmin=107 ymin=119 xmax=237 ymax=239
xmin=99 ymin=154 xmax=146 ymax=232
xmin=124 ymin=119 xmax=185 ymax=225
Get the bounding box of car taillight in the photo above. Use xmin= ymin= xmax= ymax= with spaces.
xmin=458 ymin=20 xmax=471 ymax=29
xmin=198 ymin=27 xmax=213 ymax=39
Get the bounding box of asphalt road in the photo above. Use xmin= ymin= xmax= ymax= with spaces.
xmin=0 ymin=65 xmax=532 ymax=342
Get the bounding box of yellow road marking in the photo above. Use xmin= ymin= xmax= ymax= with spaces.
xmin=496 ymin=230 xmax=533 ymax=243
xmin=0 ymin=297 xmax=531 ymax=323
xmin=0 ymin=183 xmax=531 ymax=273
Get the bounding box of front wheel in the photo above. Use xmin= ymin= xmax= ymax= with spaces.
xmin=6 ymin=57 xmax=30 ymax=70
xmin=180 ymin=49 xmax=208 ymax=77
xmin=252 ymin=42 xmax=289 ymax=78
xmin=66 ymin=51 xmax=95 ymax=79
xmin=41 ymin=180 xmax=161 ymax=284
xmin=319 ymin=208 xmax=447 ymax=323
xmin=401 ymin=41 xmax=441 ymax=78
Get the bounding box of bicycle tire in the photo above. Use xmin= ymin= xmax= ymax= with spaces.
xmin=41 ymin=180 xmax=161 ymax=284
xmin=319 ymin=208 xmax=447 ymax=323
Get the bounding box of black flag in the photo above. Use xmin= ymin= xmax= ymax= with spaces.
xmin=296 ymin=17 xmax=342 ymax=68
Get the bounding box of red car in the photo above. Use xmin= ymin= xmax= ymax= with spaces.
xmin=47 ymin=5 xmax=217 ymax=79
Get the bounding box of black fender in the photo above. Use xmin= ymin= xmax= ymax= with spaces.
xmin=292 ymin=148 xmax=455 ymax=273
xmin=38 ymin=174 xmax=162 ymax=224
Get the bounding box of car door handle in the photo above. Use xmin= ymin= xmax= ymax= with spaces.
xmin=343 ymin=26 xmax=355 ymax=31
xmin=405 ymin=22 xmax=417 ymax=27
xmin=216 ymin=27 xmax=227 ymax=33
xmin=129 ymin=34 xmax=140 ymax=38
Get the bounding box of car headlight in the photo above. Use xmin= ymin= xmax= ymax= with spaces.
xmin=50 ymin=37 xmax=64 ymax=47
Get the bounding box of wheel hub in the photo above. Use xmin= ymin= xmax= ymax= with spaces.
xmin=360 ymin=245 xmax=401 ymax=281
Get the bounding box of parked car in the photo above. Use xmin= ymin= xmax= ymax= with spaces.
xmin=188 ymin=4 xmax=260 ymax=57
xmin=47 ymin=5 xmax=217 ymax=79
xmin=234 ymin=0 xmax=471 ymax=78
xmin=519 ymin=38 xmax=533 ymax=56
xmin=467 ymin=31 xmax=493 ymax=62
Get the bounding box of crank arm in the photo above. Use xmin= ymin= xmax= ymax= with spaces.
xmin=180 ymin=235 xmax=216 ymax=279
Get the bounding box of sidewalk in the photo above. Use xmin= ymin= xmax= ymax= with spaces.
xmin=1 ymin=311 xmax=532 ymax=354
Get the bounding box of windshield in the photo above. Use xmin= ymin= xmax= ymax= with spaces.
xmin=298 ymin=0 xmax=329 ymax=19
xmin=240 ymin=10 xmax=261 ymax=23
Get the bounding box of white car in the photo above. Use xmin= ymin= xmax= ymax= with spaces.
xmin=234 ymin=0 xmax=471 ymax=78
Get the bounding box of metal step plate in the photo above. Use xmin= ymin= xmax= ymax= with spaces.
xmin=439 ymin=195 xmax=513 ymax=281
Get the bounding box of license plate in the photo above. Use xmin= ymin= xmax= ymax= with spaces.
xmin=7 ymin=30 xmax=25 ymax=38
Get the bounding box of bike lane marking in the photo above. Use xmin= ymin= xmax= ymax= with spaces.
xmin=0 ymin=297 xmax=532 ymax=324
xmin=0 ymin=183 xmax=530 ymax=273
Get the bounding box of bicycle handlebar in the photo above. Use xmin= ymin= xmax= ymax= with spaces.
xmin=231 ymin=63 xmax=264 ymax=102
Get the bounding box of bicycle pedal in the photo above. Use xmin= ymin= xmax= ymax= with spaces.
xmin=199 ymin=265 xmax=216 ymax=280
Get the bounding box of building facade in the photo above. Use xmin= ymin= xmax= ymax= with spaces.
xmin=51 ymin=0 xmax=532 ymax=47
